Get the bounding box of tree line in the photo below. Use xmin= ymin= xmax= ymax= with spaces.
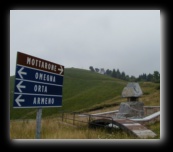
xmin=89 ymin=66 xmax=160 ymax=83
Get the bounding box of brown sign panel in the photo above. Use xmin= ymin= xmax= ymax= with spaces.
xmin=17 ymin=52 xmax=64 ymax=75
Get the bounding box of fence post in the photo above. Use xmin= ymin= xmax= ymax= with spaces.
xmin=62 ymin=112 xmax=64 ymax=122
xmin=73 ymin=112 xmax=75 ymax=125
xmin=112 ymin=118 xmax=113 ymax=129
xmin=88 ymin=115 xmax=91 ymax=125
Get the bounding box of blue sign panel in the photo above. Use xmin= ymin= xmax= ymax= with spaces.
xmin=14 ymin=79 xmax=62 ymax=95
xmin=15 ymin=65 xmax=63 ymax=85
xmin=13 ymin=94 xmax=62 ymax=107
xmin=13 ymin=52 xmax=64 ymax=108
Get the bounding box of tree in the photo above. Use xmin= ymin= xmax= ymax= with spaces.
xmin=125 ymin=75 xmax=130 ymax=81
xmin=111 ymin=69 xmax=117 ymax=78
xmin=121 ymin=71 xmax=126 ymax=80
xmin=153 ymin=71 xmax=160 ymax=83
xmin=89 ymin=66 xmax=95 ymax=72
xmin=106 ymin=69 xmax=112 ymax=76
xmin=116 ymin=69 xmax=121 ymax=79
xmin=95 ymin=68 xmax=99 ymax=73
xmin=147 ymin=73 xmax=153 ymax=82
xmin=130 ymin=75 xmax=136 ymax=82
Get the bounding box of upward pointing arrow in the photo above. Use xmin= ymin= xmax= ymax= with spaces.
xmin=58 ymin=65 xmax=63 ymax=75
xmin=18 ymin=67 xmax=27 ymax=79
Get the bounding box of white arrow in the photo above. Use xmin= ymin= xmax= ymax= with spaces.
xmin=16 ymin=81 xmax=26 ymax=92
xmin=18 ymin=67 xmax=27 ymax=79
xmin=58 ymin=65 xmax=63 ymax=75
xmin=15 ymin=95 xmax=25 ymax=107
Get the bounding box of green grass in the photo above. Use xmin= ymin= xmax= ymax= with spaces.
xmin=10 ymin=68 xmax=160 ymax=119
xmin=10 ymin=68 xmax=126 ymax=119
xmin=146 ymin=121 xmax=160 ymax=139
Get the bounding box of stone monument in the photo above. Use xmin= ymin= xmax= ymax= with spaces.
xmin=116 ymin=82 xmax=144 ymax=119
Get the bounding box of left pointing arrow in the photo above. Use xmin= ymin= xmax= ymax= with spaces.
xmin=18 ymin=67 xmax=27 ymax=79
xmin=16 ymin=81 xmax=26 ymax=92
xmin=15 ymin=95 xmax=25 ymax=107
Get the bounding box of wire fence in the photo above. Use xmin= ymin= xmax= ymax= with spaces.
xmin=56 ymin=111 xmax=118 ymax=129
xmin=56 ymin=106 xmax=160 ymax=129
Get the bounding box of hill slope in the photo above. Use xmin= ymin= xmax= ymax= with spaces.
xmin=10 ymin=68 xmax=160 ymax=119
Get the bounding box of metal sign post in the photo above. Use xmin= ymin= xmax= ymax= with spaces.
xmin=35 ymin=108 xmax=42 ymax=139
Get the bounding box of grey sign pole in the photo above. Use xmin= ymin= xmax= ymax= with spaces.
xmin=35 ymin=108 xmax=42 ymax=139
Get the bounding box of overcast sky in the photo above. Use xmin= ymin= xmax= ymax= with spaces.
xmin=10 ymin=10 xmax=160 ymax=77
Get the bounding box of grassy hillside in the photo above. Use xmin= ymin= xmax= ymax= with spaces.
xmin=10 ymin=68 xmax=160 ymax=119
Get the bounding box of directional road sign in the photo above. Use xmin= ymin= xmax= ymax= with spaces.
xmin=13 ymin=52 xmax=64 ymax=108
